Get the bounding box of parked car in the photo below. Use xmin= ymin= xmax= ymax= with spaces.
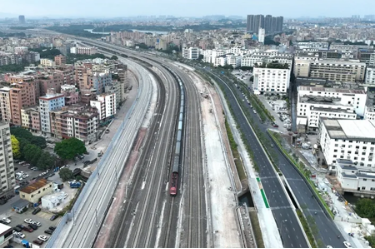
xmin=38 ymin=235 xmax=49 ymax=242
xmin=22 ymin=226 xmax=33 ymax=233
xmin=44 ymin=230 xmax=53 ymax=235
xmin=49 ymin=226 xmax=56 ymax=231
xmin=32 ymin=221 xmax=41 ymax=227
xmin=1 ymin=217 xmax=11 ymax=224
xmin=32 ymin=208 xmax=41 ymax=215
xmin=24 ymin=219 xmax=33 ymax=224
xmin=13 ymin=227 xmax=22 ymax=232
xmin=272 ymin=123 xmax=279 ymax=128
xmin=15 ymin=232 xmax=25 ymax=238
xmin=50 ymin=214 xmax=58 ymax=221
xmin=31 ymin=167 xmax=37 ymax=171
xmin=29 ymin=224 xmax=38 ymax=230
xmin=78 ymin=154 xmax=84 ymax=159
xmin=33 ymin=240 xmax=43 ymax=245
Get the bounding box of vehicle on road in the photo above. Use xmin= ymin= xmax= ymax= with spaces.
xmin=32 ymin=208 xmax=41 ymax=215
xmin=38 ymin=235 xmax=49 ymax=241
xmin=272 ymin=123 xmax=279 ymax=128
xmin=31 ymin=167 xmax=37 ymax=171
xmin=343 ymin=241 xmax=352 ymax=248
xmin=253 ymin=110 xmax=257 ymax=114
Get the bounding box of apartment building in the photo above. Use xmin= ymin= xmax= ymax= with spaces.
xmin=50 ymin=106 xmax=99 ymax=143
xmin=39 ymin=89 xmax=65 ymax=134
xmin=253 ymin=66 xmax=290 ymax=94
xmin=182 ymin=47 xmax=199 ymax=60
xmin=8 ymin=75 xmax=39 ymax=101
xmin=9 ymin=81 xmax=36 ymax=126
xmin=241 ymin=53 xmax=293 ymax=69
xmin=37 ymin=72 xmax=64 ymax=96
xmin=319 ymin=118 xmax=375 ymax=166
xmin=40 ymin=58 xmax=55 ymax=67
xmin=21 ymin=107 xmax=40 ymax=132
xmin=61 ymin=85 xmax=79 ymax=105
xmin=0 ymin=123 xmax=15 ymax=199
xmin=366 ymin=67 xmax=375 ymax=85
xmin=0 ymin=88 xmax=12 ymax=123
xmin=92 ymin=71 xmax=112 ymax=94
xmin=70 ymin=46 xmax=97 ymax=55
xmin=297 ymin=86 xmax=367 ymax=130
xmin=54 ymin=54 xmax=66 ymax=66
xmin=90 ymin=93 xmax=116 ymax=120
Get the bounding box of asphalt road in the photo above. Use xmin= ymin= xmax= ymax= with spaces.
xmin=207 ymin=70 xmax=345 ymax=248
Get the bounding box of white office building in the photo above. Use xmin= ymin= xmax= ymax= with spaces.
xmin=366 ymin=67 xmax=375 ymax=85
xmin=253 ymin=67 xmax=290 ymax=94
xmin=297 ymin=86 xmax=367 ymax=130
xmin=182 ymin=47 xmax=199 ymax=60
xmin=258 ymin=28 xmax=265 ymax=43
xmin=319 ymin=118 xmax=375 ymax=166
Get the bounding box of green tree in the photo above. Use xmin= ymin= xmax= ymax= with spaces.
xmin=11 ymin=127 xmax=33 ymax=141
xmin=355 ymin=199 xmax=375 ymax=218
xmin=110 ymin=55 xmax=118 ymax=60
xmin=30 ymin=136 xmax=46 ymax=149
xmin=23 ymin=144 xmax=41 ymax=163
xmin=37 ymin=152 xmax=56 ymax=170
xmin=54 ymin=138 xmax=86 ymax=160
xmin=59 ymin=168 xmax=74 ymax=181
xmin=11 ymin=135 xmax=21 ymax=159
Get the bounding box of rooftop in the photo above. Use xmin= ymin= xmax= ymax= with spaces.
xmin=20 ymin=179 xmax=50 ymax=194
xmin=322 ymin=118 xmax=375 ymax=142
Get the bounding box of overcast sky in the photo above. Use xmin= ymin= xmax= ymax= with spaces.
xmin=0 ymin=0 xmax=373 ymax=18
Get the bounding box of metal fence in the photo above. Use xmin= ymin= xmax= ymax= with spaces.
xmin=45 ymin=65 xmax=145 ymax=248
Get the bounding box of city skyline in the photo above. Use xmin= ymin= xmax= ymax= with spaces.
xmin=0 ymin=0 xmax=374 ymax=19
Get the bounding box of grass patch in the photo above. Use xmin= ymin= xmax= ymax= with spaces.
xmin=225 ymin=119 xmax=247 ymax=180
xmin=268 ymin=130 xmax=334 ymax=219
xmin=297 ymin=210 xmax=317 ymax=248
xmin=249 ymin=210 xmax=265 ymax=248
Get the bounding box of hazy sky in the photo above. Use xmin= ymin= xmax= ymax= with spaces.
xmin=0 ymin=0 xmax=373 ymax=18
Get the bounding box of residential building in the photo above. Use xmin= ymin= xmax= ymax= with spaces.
xmin=334 ymin=159 xmax=375 ymax=197
xmin=0 ymin=88 xmax=12 ymax=123
xmin=21 ymin=107 xmax=40 ymax=132
xmin=366 ymin=67 xmax=375 ymax=85
xmin=182 ymin=47 xmax=199 ymax=60
xmin=19 ymin=15 xmax=25 ymax=24
xmin=258 ymin=28 xmax=265 ymax=43
xmin=37 ymin=72 xmax=64 ymax=96
xmin=358 ymin=49 xmax=375 ymax=66
xmin=39 ymin=89 xmax=65 ymax=134
xmin=253 ymin=66 xmax=291 ymax=94
xmin=50 ymin=106 xmax=98 ymax=143
xmin=61 ymin=84 xmax=79 ymax=105
xmin=19 ymin=179 xmax=53 ymax=204
xmin=241 ymin=52 xmax=293 ymax=69
xmin=297 ymin=86 xmax=366 ymax=130
xmin=70 ymin=46 xmax=97 ymax=55
xmin=92 ymin=71 xmax=112 ymax=94
xmin=247 ymin=15 xmax=264 ymax=33
xmin=54 ymin=55 xmax=66 ymax=66
xmin=319 ymin=118 xmax=375 ymax=166
xmin=9 ymin=81 xmax=36 ymax=126
xmin=40 ymin=58 xmax=55 ymax=67
xmin=90 ymin=93 xmax=116 ymax=120
xmin=0 ymin=123 xmax=15 ymax=199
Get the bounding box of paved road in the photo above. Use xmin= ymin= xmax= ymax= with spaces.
xmin=207 ymin=70 xmax=345 ymax=248
xmin=52 ymin=58 xmax=154 ymax=248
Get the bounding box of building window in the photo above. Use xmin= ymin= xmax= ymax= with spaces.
xmin=362 ymin=187 xmax=366 ymax=190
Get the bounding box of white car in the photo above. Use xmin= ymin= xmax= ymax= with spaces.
xmin=24 ymin=218 xmax=33 ymax=224
xmin=22 ymin=174 xmax=29 ymax=178
xmin=17 ymin=232 xmax=25 ymax=238
xmin=38 ymin=235 xmax=49 ymax=241
xmin=343 ymin=241 xmax=352 ymax=248
xmin=32 ymin=221 xmax=42 ymax=227
xmin=2 ymin=217 xmax=11 ymax=224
